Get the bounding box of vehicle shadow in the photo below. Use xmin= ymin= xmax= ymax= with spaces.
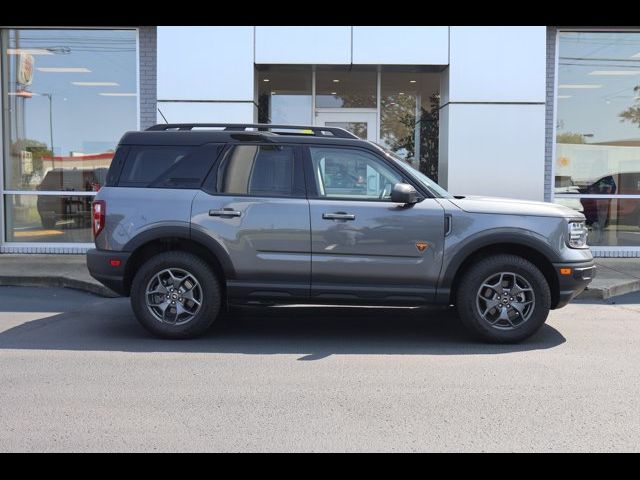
xmin=0 ymin=295 xmax=566 ymax=358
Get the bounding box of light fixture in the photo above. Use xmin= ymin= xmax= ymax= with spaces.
xmin=38 ymin=67 xmax=91 ymax=73
xmin=399 ymin=92 xmax=405 ymax=95
xmin=7 ymin=91 xmax=39 ymax=97
xmin=7 ymin=48 xmax=52 ymax=55
xmin=558 ymin=95 xmax=572 ymax=99
xmin=332 ymin=79 xmax=340 ymax=83
xmin=331 ymin=92 xmax=337 ymax=95
xmin=588 ymin=70 xmax=640 ymax=76
xmin=263 ymin=78 xmax=270 ymax=82
xmin=99 ymin=93 xmax=137 ymax=96
xmin=409 ymin=80 xmax=417 ymax=83
xmin=71 ymin=81 xmax=119 ymax=86
xmin=558 ymin=84 xmax=602 ymax=89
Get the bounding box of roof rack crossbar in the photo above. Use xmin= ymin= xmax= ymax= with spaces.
xmin=146 ymin=123 xmax=359 ymax=139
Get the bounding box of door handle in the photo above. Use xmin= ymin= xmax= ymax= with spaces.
xmin=322 ymin=212 xmax=356 ymax=221
xmin=209 ymin=208 xmax=242 ymax=217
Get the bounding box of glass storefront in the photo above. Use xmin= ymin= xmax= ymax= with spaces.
xmin=1 ymin=28 xmax=137 ymax=244
xmin=555 ymin=31 xmax=640 ymax=247
xmin=257 ymin=66 xmax=441 ymax=181
xmin=380 ymin=71 xmax=440 ymax=181
xmin=257 ymin=67 xmax=312 ymax=124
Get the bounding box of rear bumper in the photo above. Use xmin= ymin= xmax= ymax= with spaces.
xmin=86 ymin=248 xmax=131 ymax=296
xmin=553 ymin=259 xmax=596 ymax=309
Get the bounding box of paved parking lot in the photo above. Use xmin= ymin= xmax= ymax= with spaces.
xmin=0 ymin=286 xmax=639 ymax=452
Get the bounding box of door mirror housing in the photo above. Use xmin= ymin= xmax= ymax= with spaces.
xmin=391 ymin=183 xmax=421 ymax=204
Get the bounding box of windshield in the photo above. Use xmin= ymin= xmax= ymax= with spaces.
xmin=371 ymin=143 xmax=452 ymax=199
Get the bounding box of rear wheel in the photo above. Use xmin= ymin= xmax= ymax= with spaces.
xmin=130 ymin=251 xmax=221 ymax=339
xmin=455 ymin=254 xmax=551 ymax=343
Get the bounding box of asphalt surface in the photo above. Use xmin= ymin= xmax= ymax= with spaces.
xmin=0 ymin=286 xmax=639 ymax=452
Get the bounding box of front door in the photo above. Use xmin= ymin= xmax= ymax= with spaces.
xmin=315 ymin=111 xmax=378 ymax=141
xmin=304 ymin=145 xmax=445 ymax=304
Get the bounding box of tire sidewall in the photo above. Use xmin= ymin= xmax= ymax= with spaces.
xmin=130 ymin=252 xmax=221 ymax=339
xmin=457 ymin=255 xmax=551 ymax=343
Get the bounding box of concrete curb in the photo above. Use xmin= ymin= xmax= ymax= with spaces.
xmin=578 ymin=280 xmax=640 ymax=300
xmin=0 ymin=276 xmax=120 ymax=298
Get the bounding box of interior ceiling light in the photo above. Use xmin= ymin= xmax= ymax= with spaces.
xmin=7 ymin=48 xmax=53 ymax=55
xmin=38 ymin=67 xmax=91 ymax=73
xmin=588 ymin=70 xmax=640 ymax=76
xmin=332 ymin=79 xmax=340 ymax=83
xmin=558 ymin=84 xmax=602 ymax=89
xmin=72 ymin=81 xmax=119 ymax=87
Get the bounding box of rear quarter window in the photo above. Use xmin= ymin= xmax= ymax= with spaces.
xmin=117 ymin=144 xmax=223 ymax=188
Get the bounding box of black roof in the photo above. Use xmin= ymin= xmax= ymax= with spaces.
xmin=119 ymin=123 xmax=371 ymax=147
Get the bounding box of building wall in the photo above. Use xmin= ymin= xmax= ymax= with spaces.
xmin=157 ymin=26 xmax=257 ymax=123
xmin=157 ymin=26 xmax=548 ymax=202
xmin=438 ymin=26 xmax=547 ymax=201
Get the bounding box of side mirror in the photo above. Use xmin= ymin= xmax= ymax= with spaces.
xmin=391 ymin=183 xmax=421 ymax=204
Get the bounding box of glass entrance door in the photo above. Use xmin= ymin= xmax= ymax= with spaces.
xmin=315 ymin=111 xmax=377 ymax=142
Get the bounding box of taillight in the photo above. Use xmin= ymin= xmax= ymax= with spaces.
xmin=92 ymin=200 xmax=106 ymax=239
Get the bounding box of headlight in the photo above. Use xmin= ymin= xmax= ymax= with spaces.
xmin=567 ymin=220 xmax=588 ymax=248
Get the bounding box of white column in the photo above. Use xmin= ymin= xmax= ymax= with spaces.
xmin=157 ymin=26 xmax=256 ymax=123
xmin=439 ymin=26 xmax=547 ymax=201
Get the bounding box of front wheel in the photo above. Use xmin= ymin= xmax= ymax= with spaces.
xmin=455 ymin=254 xmax=551 ymax=343
xmin=130 ymin=251 xmax=222 ymax=339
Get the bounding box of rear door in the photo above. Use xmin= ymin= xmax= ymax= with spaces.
xmin=191 ymin=143 xmax=310 ymax=301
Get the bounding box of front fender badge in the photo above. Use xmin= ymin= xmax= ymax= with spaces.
xmin=416 ymin=241 xmax=429 ymax=253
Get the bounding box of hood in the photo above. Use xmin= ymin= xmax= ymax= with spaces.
xmin=447 ymin=195 xmax=585 ymax=219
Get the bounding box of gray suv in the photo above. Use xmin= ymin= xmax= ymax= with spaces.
xmin=87 ymin=123 xmax=595 ymax=343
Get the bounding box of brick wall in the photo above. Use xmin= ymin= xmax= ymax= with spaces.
xmin=138 ymin=26 xmax=157 ymax=130
xmin=544 ymin=26 xmax=557 ymax=203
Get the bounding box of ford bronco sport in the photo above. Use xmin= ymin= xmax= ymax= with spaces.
xmin=87 ymin=123 xmax=595 ymax=343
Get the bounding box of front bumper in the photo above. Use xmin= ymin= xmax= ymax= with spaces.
xmin=86 ymin=248 xmax=131 ymax=296
xmin=552 ymin=259 xmax=596 ymax=309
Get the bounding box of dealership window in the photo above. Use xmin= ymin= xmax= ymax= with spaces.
xmin=554 ymin=31 xmax=640 ymax=247
xmin=1 ymin=28 xmax=137 ymax=244
xmin=257 ymin=66 xmax=442 ymax=183
xmin=315 ymin=67 xmax=377 ymax=109
xmin=380 ymin=71 xmax=440 ymax=181
xmin=257 ymin=67 xmax=312 ymax=124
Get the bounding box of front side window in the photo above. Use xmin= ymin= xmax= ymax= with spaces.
xmin=309 ymin=147 xmax=401 ymax=200
xmin=217 ymin=145 xmax=297 ymax=197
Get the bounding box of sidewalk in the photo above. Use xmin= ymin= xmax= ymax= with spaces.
xmin=0 ymin=254 xmax=638 ymax=300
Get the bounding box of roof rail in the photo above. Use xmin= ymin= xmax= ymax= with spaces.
xmin=145 ymin=123 xmax=359 ymax=139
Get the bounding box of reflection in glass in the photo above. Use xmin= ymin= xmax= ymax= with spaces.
xmin=5 ymin=194 xmax=93 ymax=242
xmin=380 ymin=72 xmax=440 ymax=181
xmin=315 ymin=68 xmax=376 ymax=108
xmin=257 ymin=67 xmax=312 ymax=124
xmin=325 ymin=122 xmax=367 ymax=140
xmin=2 ymin=29 xmax=137 ymax=192
xmin=555 ymin=198 xmax=640 ymax=246
xmin=555 ymin=31 xmax=640 ymax=194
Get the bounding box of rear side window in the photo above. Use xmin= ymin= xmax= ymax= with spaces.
xmin=216 ymin=145 xmax=300 ymax=196
xmin=118 ymin=144 xmax=222 ymax=188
